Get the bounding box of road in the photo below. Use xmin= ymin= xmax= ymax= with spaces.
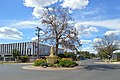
xmin=0 ymin=59 xmax=120 ymax=80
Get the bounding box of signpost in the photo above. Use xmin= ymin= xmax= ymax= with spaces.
xmin=35 ymin=27 xmax=42 ymax=59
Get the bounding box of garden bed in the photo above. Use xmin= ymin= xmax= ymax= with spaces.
xmin=22 ymin=65 xmax=83 ymax=71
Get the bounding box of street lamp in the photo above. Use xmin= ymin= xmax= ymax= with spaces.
xmin=35 ymin=27 xmax=42 ymax=59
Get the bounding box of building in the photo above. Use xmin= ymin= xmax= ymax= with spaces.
xmin=112 ymin=41 xmax=120 ymax=60
xmin=112 ymin=50 xmax=120 ymax=60
xmin=0 ymin=42 xmax=63 ymax=60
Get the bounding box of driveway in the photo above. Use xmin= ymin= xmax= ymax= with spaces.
xmin=0 ymin=59 xmax=120 ymax=80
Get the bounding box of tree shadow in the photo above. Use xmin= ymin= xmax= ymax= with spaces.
xmin=84 ymin=64 xmax=120 ymax=71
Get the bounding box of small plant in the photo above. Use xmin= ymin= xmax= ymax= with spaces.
xmin=58 ymin=60 xmax=78 ymax=67
xmin=33 ymin=58 xmax=78 ymax=68
xmin=48 ymin=63 xmax=54 ymax=67
xmin=19 ymin=56 xmax=29 ymax=63
xmin=58 ymin=54 xmax=65 ymax=58
xmin=33 ymin=59 xmax=47 ymax=66
xmin=53 ymin=64 xmax=60 ymax=67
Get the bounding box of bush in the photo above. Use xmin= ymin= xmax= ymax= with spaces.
xmin=58 ymin=52 xmax=77 ymax=61
xmin=58 ymin=54 xmax=65 ymax=58
xmin=64 ymin=53 xmax=72 ymax=58
xmin=58 ymin=60 xmax=78 ymax=67
xmin=48 ymin=63 xmax=54 ymax=67
xmin=18 ymin=56 xmax=29 ymax=63
xmin=41 ymin=63 xmax=49 ymax=67
xmin=33 ymin=59 xmax=78 ymax=67
xmin=62 ymin=58 xmax=72 ymax=61
xmin=33 ymin=59 xmax=47 ymax=66
xmin=117 ymin=58 xmax=120 ymax=61
xmin=53 ymin=64 xmax=61 ymax=67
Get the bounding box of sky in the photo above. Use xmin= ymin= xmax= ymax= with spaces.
xmin=0 ymin=0 xmax=120 ymax=53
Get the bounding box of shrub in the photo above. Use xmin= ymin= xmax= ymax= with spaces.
xmin=18 ymin=56 xmax=29 ymax=62
xmin=58 ymin=52 xmax=77 ymax=61
xmin=41 ymin=63 xmax=49 ymax=67
xmin=53 ymin=64 xmax=61 ymax=67
xmin=64 ymin=53 xmax=71 ymax=58
xmin=58 ymin=60 xmax=78 ymax=67
xmin=117 ymin=58 xmax=120 ymax=61
xmin=62 ymin=58 xmax=72 ymax=61
xmin=33 ymin=59 xmax=47 ymax=66
xmin=33 ymin=59 xmax=78 ymax=67
xmin=58 ymin=54 xmax=65 ymax=58
xmin=48 ymin=63 xmax=54 ymax=67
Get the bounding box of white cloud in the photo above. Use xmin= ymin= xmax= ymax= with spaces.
xmin=93 ymin=38 xmax=102 ymax=43
xmin=23 ymin=0 xmax=89 ymax=18
xmin=81 ymin=47 xmax=97 ymax=54
xmin=0 ymin=27 xmax=23 ymax=40
xmin=32 ymin=7 xmax=44 ymax=18
xmin=61 ymin=0 xmax=89 ymax=9
xmin=81 ymin=9 xmax=98 ymax=15
xmin=84 ymin=26 xmax=99 ymax=32
xmin=31 ymin=36 xmax=37 ymax=42
xmin=75 ymin=24 xmax=99 ymax=36
xmin=31 ymin=33 xmax=45 ymax=42
xmin=104 ymin=30 xmax=120 ymax=36
xmin=23 ymin=0 xmax=58 ymax=18
xmin=10 ymin=20 xmax=41 ymax=29
xmin=76 ymin=19 xmax=120 ymax=30
xmin=23 ymin=0 xmax=58 ymax=8
xmin=81 ymin=39 xmax=92 ymax=44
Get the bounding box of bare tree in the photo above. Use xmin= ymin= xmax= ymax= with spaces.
xmin=93 ymin=34 xmax=119 ymax=58
xmin=41 ymin=7 xmax=81 ymax=55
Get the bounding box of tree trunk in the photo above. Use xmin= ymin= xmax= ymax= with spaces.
xmin=55 ymin=44 xmax=58 ymax=56
xmin=55 ymin=38 xmax=59 ymax=56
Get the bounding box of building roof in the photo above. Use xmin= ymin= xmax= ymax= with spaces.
xmin=113 ymin=50 xmax=120 ymax=53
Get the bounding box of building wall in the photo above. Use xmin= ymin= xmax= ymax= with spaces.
xmin=0 ymin=42 xmax=64 ymax=57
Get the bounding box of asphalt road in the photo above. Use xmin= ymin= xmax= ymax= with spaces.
xmin=0 ymin=59 xmax=120 ymax=80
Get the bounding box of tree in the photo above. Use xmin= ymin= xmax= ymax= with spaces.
xmin=41 ymin=7 xmax=81 ymax=55
xmin=11 ymin=49 xmax=20 ymax=60
xmin=77 ymin=51 xmax=91 ymax=59
xmin=90 ymin=53 xmax=96 ymax=58
xmin=93 ymin=34 xmax=119 ymax=59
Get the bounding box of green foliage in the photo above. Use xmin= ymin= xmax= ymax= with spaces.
xmin=18 ymin=56 xmax=29 ymax=63
xmin=53 ymin=64 xmax=61 ymax=67
xmin=48 ymin=63 xmax=54 ymax=67
xmin=58 ymin=60 xmax=78 ymax=67
xmin=41 ymin=63 xmax=49 ymax=67
xmin=33 ymin=59 xmax=78 ymax=67
xmin=33 ymin=59 xmax=47 ymax=66
xmin=58 ymin=54 xmax=65 ymax=58
xmin=11 ymin=49 xmax=20 ymax=59
xmin=64 ymin=51 xmax=72 ymax=58
xmin=77 ymin=51 xmax=96 ymax=59
xmin=58 ymin=52 xmax=77 ymax=60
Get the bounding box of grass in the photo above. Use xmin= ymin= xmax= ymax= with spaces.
xmin=111 ymin=60 xmax=120 ymax=62
xmin=0 ymin=61 xmax=18 ymax=64
xmin=103 ymin=59 xmax=120 ymax=62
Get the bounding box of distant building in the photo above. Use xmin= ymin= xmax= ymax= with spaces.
xmin=0 ymin=42 xmax=63 ymax=59
xmin=112 ymin=50 xmax=120 ymax=60
xmin=112 ymin=41 xmax=120 ymax=60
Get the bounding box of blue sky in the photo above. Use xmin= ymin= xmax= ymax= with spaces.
xmin=0 ymin=0 xmax=120 ymax=53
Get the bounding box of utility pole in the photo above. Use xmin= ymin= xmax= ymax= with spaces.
xmin=35 ymin=27 xmax=42 ymax=59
